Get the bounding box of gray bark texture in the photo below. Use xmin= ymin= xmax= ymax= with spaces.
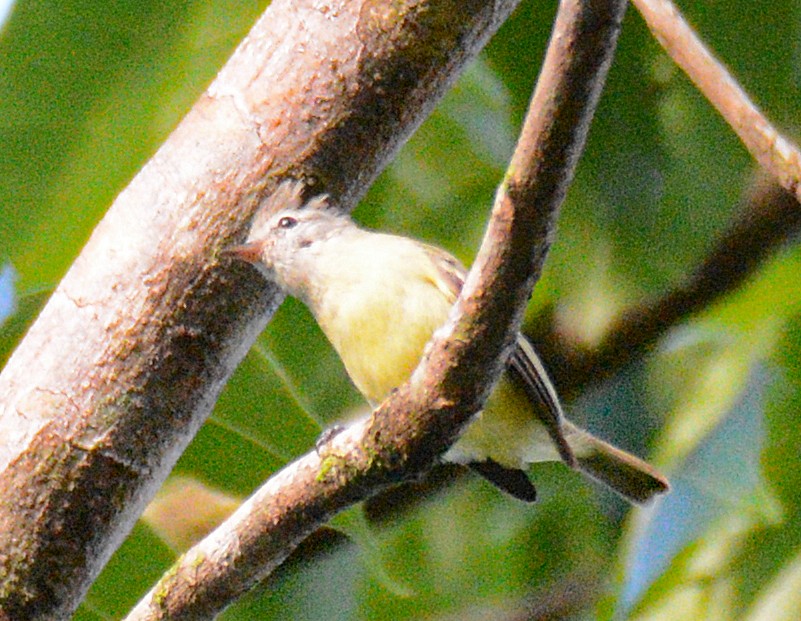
xmin=0 ymin=1 xmax=521 ymax=618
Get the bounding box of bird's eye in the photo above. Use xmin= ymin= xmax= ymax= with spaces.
xmin=277 ymin=216 xmax=298 ymax=229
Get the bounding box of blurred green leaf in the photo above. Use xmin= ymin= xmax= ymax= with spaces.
xmin=743 ymin=548 xmax=801 ymax=621
xmin=3 ymin=0 xmax=801 ymax=618
xmin=219 ymin=532 xmax=361 ymax=621
xmin=0 ymin=0 xmax=267 ymax=290
xmin=619 ymin=363 xmax=778 ymax=617
xmin=609 ymin=312 xmax=801 ymax=621
xmin=78 ymin=523 xmax=174 ymax=620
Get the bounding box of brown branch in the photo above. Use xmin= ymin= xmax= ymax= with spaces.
xmin=631 ymin=0 xmax=801 ymax=200
xmin=536 ymin=176 xmax=801 ymax=398
xmin=0 ymin=1 xmax=523 ymax=618
xmin=124 ymin=0 xmax=627 ymax=618
xmin=368 ymin=179 xmax=801 ymax=520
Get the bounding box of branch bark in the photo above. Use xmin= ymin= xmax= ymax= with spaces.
xmin=125 ymin=0 xmax=627 ymax=617
xmin=632 ymin=0 xmax=801 ymax=200
xmin=0 ymin=1 xmax=523 ymax=618
xmin=535 ymin=175 xmax=801 ymax=397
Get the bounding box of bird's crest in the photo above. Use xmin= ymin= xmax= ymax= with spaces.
xmin=249 ymin=180 xmax=332 ymax=238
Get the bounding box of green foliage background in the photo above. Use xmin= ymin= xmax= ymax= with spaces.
xmin=2 ymin=0 xmax=801 ymax=619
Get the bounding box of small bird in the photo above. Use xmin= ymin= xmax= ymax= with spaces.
xmin=225 ymin=181 xmax=669 ymax=504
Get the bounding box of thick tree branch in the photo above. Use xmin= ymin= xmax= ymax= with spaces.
xmin=0 ymin=1 xmax=522 ymax=618
xmin=632 ymin=0 xmax=801 ymax=200
xmin=124 ymin=0 xmax=627 ymax=618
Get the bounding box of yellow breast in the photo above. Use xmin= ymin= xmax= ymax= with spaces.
xmin=313 ymin=234 xmax=455 ymax=404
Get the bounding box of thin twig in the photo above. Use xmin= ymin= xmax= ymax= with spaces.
xmin=124 ymin=0 xmax=627 ymax=618
xmin=632 ymin=0 xmax=801 ymax=199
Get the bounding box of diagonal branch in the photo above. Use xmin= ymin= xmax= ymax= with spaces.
xmin=537 ymin=177 xmax=801 ymax=398
xmin=124 ymin=0 xmax=627 ymax=618
xmin=632 ymin=0 xmax=801 ymax=200
xmin=0 ymin=1 xmax=523 ymax=618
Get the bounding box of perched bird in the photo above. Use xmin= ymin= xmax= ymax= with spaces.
xmin=225 ymin=181 xmax=669 ymax=503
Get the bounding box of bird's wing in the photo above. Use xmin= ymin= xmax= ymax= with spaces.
xmin=508 ymin=336 xmax=575 ymax=467
xmin=423 ymin=244 xmax=576 ymax=468
xmin=421 ymin=242 xmax=466 ymax=303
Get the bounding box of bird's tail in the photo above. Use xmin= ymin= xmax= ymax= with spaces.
xmin=564 ymin=422 xmax=669 ymax=504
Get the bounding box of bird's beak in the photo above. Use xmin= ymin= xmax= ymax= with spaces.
xmin=221 ymin=242 xmax=263 ymax=264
